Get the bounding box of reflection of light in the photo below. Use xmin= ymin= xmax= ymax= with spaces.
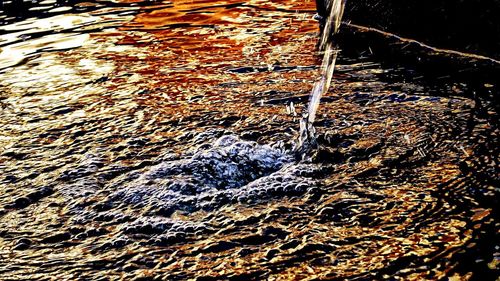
xmin=0 ymin=14 xmax=97 ymax=33
xmin=48 ymin=6 xmax=73 ymax=13
xmin=1 ymin=46 xmax=114 ymax=101
xmin=0 ymin=12 xmax=135 ymax=70
xmin=0 ymin=33 xmax=90 ymax=70
xmin=0 ymin=14 xmax=98 ymax=69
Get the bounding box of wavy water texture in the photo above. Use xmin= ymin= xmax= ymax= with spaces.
xmin=0 ymin=0 xmax=498 ymax=280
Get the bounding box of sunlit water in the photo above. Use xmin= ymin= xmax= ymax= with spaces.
xmin=0 ymin=0 xmax=498 ymax=280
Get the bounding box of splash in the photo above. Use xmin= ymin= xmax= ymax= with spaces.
xmin=296 ymin=0 xmax=345 ymax=158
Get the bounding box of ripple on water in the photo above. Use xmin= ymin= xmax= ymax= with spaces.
xmin=0 ymin=0 xmax=498 ymax=280
xmin=0 ymin=10 xmax=136 ymax=70
xmin=64 ymin=133 xmax=319 ymax=233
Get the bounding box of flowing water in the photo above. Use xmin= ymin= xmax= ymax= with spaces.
xmin=297 ymin=0 xmax=344 ymax=156
xmin=0 ymin=0 xmax=498 ymax=280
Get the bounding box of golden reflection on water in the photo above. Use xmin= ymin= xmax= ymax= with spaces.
xmin=0 ymin=0 xmax=497 ymax=280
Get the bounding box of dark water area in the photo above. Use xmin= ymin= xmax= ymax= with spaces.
xmin=0 ymin=0 xmax=498 ymax=280
xmin=341 ymin=0 xmax=500 ymax=60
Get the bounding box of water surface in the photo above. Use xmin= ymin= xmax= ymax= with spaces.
xmin=0 ymin=0 xmax=498 ymax=280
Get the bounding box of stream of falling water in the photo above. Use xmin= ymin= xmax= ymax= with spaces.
xmin=297 ymin=0 xmax=345 ymax=156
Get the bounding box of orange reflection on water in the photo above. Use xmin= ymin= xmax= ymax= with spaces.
xmin=0 ymin=0 xmax=497 ymax=280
